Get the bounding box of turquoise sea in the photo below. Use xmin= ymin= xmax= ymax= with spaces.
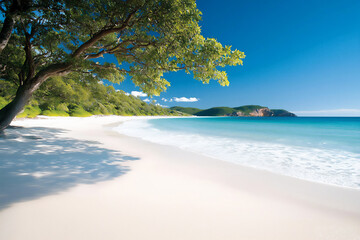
xmin=115 ymin=117 xmax=360 ymax=189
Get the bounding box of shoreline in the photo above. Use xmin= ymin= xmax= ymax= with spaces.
xmin=105 ymin=119 xmax=360 ymax=216
xmin=1 ymin=116 xmax=360 ymax=240
xmin=113 ymin=117 xmax=360 ymax=192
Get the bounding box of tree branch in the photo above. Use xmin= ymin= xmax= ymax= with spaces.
xmin=92 ymin=63 xmax=132 ymax=74
xmin=0 ymin=14 xmax=17 ymax=53
xmin=85 ymin=39 xmax=156 ymax=60
xmin=0 ymin=0 xmax=32 ymax=53
xmin=17 ymin=22 xmax=36 ymax=85
xmin=26 ymin=62 xmax=73 ymax=93
xmin=24 ymin=32 xmax=35 ymax=80
xmin=72 ymin=8 xmax=138 ymax=59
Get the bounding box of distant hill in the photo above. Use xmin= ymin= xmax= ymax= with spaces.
xmin=170 ymin=105 xmax=296 ymax=117
xmin=270 ymin=109 xmax=296 ymax=117
xmin=196 ymin=107 xmax=235 ymax=116
xmin=233 ymin=105 xmax=266 ymax=115
xmin=169 ymin=106 xmax=202 ymax=115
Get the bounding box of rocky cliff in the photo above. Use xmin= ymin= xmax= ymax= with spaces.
xmin=249 ymin=107 xmax=273 ymax=117
xmin=227 ymin=107 xmax=296 ymax=117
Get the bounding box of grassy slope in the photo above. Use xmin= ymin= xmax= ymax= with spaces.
xmin=0 ymin=79 xmax=185 ymax=118
xmin=233 ymin=105 xmax=266 ymax=115
xmin=169 ymin=106 xmax=202 ymax=115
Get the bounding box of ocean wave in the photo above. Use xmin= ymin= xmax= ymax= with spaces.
xmin=114 ymin=119 xmax=360 ymax=189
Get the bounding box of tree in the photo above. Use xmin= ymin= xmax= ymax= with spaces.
xmin=0 ymin=0 xmax=245 ymax=130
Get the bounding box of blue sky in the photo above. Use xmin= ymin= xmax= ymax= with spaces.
xmin=111 ymin=0 xmax=360 ymax=116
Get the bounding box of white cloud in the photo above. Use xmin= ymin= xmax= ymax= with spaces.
xmin=293 ymin=109 xmax=360 ymax=116
xmin=143 ymin=98 xmax=151 ymax=102
xmin=172 ymin=97 xmax=199 ymax=102
xmin=156 ymin=103 xmax=168 ymax=108
xmin=161 ymin=98 xmax=168 ymax=102
xmin=131 ymin=91 xmax=147 ymax=97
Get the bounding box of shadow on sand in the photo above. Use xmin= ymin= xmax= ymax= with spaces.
xmin=0 ymin=126 xmax=139 ymax=210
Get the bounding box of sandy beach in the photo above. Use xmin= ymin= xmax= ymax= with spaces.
xmin=0 ymin=116 xmax=360 ymax=240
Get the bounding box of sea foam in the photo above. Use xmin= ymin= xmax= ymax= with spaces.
xmin=114 ymin=118 xmax=360 ymax=189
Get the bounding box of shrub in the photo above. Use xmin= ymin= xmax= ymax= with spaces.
xmin=55 ymin=103 xmax=69 ymax=112
xmin=42 ymin=110 xmax=69 ymax=117
xmin=69 ymin=106 xmax=92 ymax=117
xmin=17 ymin=105 xmax=42 ymax=118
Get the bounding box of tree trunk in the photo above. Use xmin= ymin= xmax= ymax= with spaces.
xmin=0 ymin=85 xmax=33 ymax=131
xmin=0 ymin=62 xmax=72 ymax=131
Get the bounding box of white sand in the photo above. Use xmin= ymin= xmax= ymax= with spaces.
xmin=0 ymin=116 xmax=359 ymax=240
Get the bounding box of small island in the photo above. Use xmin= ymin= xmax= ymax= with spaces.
xmin=170 ymin=105 xmax=296 ymax=117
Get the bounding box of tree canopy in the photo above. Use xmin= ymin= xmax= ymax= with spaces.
xmin=0 ymin=0 xmax=245 ymax=130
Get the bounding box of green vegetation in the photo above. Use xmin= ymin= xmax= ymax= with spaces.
xmin=0 ymin=0 xmax=245 ymax=130
xmin=196 ymin=107 xmax=235 ymax=116
xmin=0 ymin=78 xmax=186 ymax=118
xmin=169 ymin=106 xmax=202 ymax=115
xmin=271 ymin=109 xmax=296 ymax=117
xmin=170 ymin=105 xmax=296 ymax=117
xmin=16 ymin=105 xmax=42 ymax=118
xmin=0 ymin=97 xmax=8 ymax=109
